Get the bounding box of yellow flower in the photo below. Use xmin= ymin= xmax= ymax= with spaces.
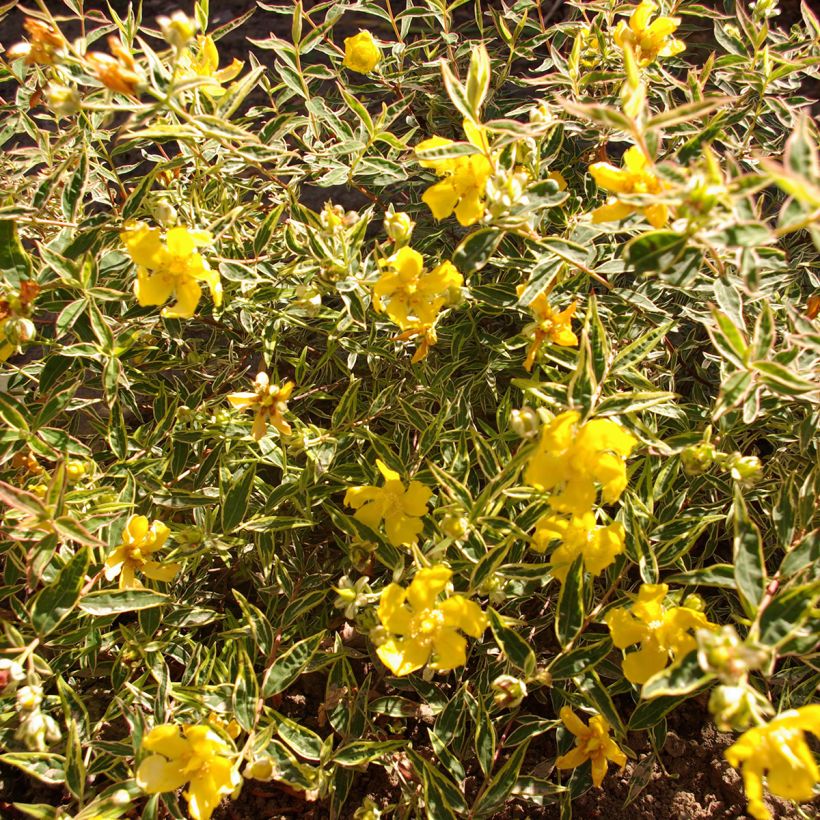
xmin=136 ymin=723 xmax=240 ymax=820
xmin=613 ymin=0 xmax=685 ymax=66
xmin=374 ymin=247 xmax=463 ymax=331
xmin=416 ymin=122 xmax=493 ymax=226
xmin=104 ymin=515 xmax=180 ymax=590
xmin=179 ymin=35 xmax=243 ymax=96
xmin=589 ymin=145 xmax=669 ymax=228
xmin=343 ymin=31 xmax=380 ymax=74
xmin=605 ymin=583 xmax=716 ymax=684
xmin=344 ymin=459 xmax=432 ymax=547
xmin=555 ymin=706 xmax=626 ymax=787
xmin=376 ymin=565 xmax=487 ymax=676
xmin=532 ymin=510 xmax=625 ymax=583
xmin=516 ymin=285 xmax=577 ymax=372
xmin=158 ymin=11 xmax=198 ymax=51
xmin=121 ymin=221 xmax=221 ymax=319
xmin=227 ymin=373 xmax=294 ymax=441
xmin=724 ymin=706 xmax=820 ymax=820
xmin=7 ymin=18 xmax=65 ymax=65
xmin=524 ymin=411 xmax=636 ymax=515
xmin=87 ymin=37 xmax=144 ymax=96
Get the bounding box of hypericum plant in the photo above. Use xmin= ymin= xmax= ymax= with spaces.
xmin=0 ymin=1 xmax=818 ymax=819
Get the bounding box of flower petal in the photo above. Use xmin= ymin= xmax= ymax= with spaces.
xmin=406 ymin=565 xmax=452 ymax=611
xmin=438 ymin=595 xmax=487 ymax=637
xmin=429 ymin=627 xmax=467 ymax=670
xmin=136 ymin=754 xmax=189 ymax=794
xmin=376 ymin=637 xmax=430 ymax=676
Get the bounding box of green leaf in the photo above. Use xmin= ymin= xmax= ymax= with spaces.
xmin=641 ymin=651 xmax=712 ymax=699
xmin=753 ymin=360 xmax=818 ymax=396
xmin=708 ymin=308 xmax=748 ymax=368
xmin=645 ymin=96 xmax=733 ymax=129
xmin=555 ymin=555 xmax=584 ymax=645
xmin=261 ymin=632 xmax=325 ymax=697
xmin=0 ymin=220 xmax=33 ymax=285
xmin=470 ymin=740 xmax=531 ymax=817
xmin=628 ymin=695 xmax=692 ymax=731
xmin=221 ymin=463 xmax=256 ymax=533
xmin=548 ymin=639 xmax=612 ymax=680
xmin=452 ymin=228 xmax=503 ymax=274
xmin=233 ymin=647 xmax=259 ymax=732
xmin=665 ymin=564 xmax=737 ymax=588
xmin=474 ymin=696 xmax=496 ymax=776
xmin=1 ymin=753 xmax=65 ymax=784
xmin=758 ymin=582 xmax=819 ymax=646
xmin=733 ymin=487 xmax=766 ymax=613
xmin=557 ymin=97 xmax=634 ymax=132
xmin=409 ymin=749 xmax=466 ymax=817
xmin=61 ymin=151 xmax=88 ymax=221
xmin=625 ymin=230 xmax=687 ymax=274
xmin=538 ymin=236 xmax=593 ymax=268
xmin=275 ymin=713 xmax=323 ymax=760
xmin=488 ymin=608 xmax=536 ymax=676
xmin=611 ymin=321 xmax=673 ymax=372
xmin=30 ymin=547 xmax=89 ymax=636
xmin=79 ymin=589 xmax=169 ymax=615
xmin=516 ymin=257 xmax=562 ymax=306
xmin=440 ymin=59 xmax=474 ymax=124
xmin=333 ymin=740 xmax=405 ymax=766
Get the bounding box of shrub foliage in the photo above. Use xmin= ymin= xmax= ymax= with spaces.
xmin=0 ymin=0 xmax=818 ymax=818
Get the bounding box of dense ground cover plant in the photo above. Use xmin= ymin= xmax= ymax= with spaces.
xmin=0 ymin=0 xmax=818 ymax=817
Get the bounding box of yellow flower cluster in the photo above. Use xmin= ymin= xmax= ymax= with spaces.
xmin=605 ymin=583 xmax=716 ymax=684
xmin=121 ymin=222 xmax=222 ymax=319
xmin=516 ymin=284 xmax=578 ymax=372
xmin=375 ymin=565 xmax=487 ymax=676
xmin=614 ymin=0 xmax=685 ymax=67
xmin=227 ymin=373 xmax=295 ymax=442
xmin=373 ymin=246 xmax=462 ymax=362
xmin=104 ymin=514 xmax=180 ymax=590
xmin=416 ymin=122 xmax=493 ymax=227
xmin=525 ymin=411 xmax=635 ymax=584
xmin=724 ymin=706 xmax=820 ymax=820
xmin=136 ymin=723 xmax=240 ymax=820
xmin=555 ymin=706 xmax=626 ymax=787
xmin=179 ymin=35 xmax=244 ymax=96
xmin=87 ymin=37 xmax=144 ymax=96
xmin=344 ymin=459 xmax=432 ymax=547
xmin=589 ymin=145 xmax=669 ymax=228
xmin=7 ymin=18 xmax=65 ymax=65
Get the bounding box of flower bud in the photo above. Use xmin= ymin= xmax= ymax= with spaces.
xmin=529 ymin=101 xmax=552 ymax=126
xmin=158 ymin=11 xmax=198 ymax=51
xmin=492 ymin=674 xmax=528 ymax=709
xmin=681 ymin=442 xmax=717 ymax=475
xmin=152 ymin=198 xmax=178 ymax=228
xmin=244 ymin=755 xmax=278 ymax=781
xmin=0 ymin=659 xmax=25 ymax=694
xmin=45 ymin=83 xmax=81 ymax=117
xmin=294 ymin=284 xmax=322 ymax=317
xmin=726 ymin=453 xmax=762 ymax=484
xmin=708 ymin=684 xmax=772 ymax=731
xmin=510 ymin=406 xmax=540 ymax=438
xmin=320 ymin=202 xmax=345 ymax=233
xmin=65 ymin=460 xmax=87 ymax=482
xmin=17 ymin=684 xmax=43 ymax=711
xmin=3 ymin=317 xmax=36 ymax=346
xmin=440 ymin=514 xmax=468 ymax=540
xmin=384 ymin=210 xmax=414 ymax=244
